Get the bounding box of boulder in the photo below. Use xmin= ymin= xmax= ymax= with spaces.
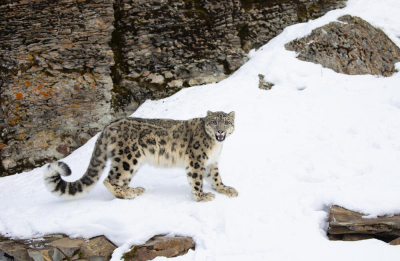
xmin=123 ymin=236 xmax=195 ymax=261
xmin=285 ymin=15 xmax=400 ymax=77
xmin=328 ymin=205 xmax=400 ymax=243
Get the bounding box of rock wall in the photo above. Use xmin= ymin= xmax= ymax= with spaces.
xmin=0 ymin=0 xmax=115 ymax=175
xmin=110 ymin=0 xmax=347 ymax=117
xmin=0 ymin=0 xmax=346 ymax=175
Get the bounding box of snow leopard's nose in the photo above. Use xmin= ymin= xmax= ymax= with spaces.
xmin=218 ymin=130 xmax=224 ymax=134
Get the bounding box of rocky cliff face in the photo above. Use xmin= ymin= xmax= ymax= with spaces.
xmin=0 ymin=0 xmax=346 ymax=175
xmin=0 ymin=0 xmax=115 ymax=175
xmin=110 ymin=0 xmax=347 ymax=117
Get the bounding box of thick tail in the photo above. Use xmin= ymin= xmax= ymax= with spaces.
xmin=43 ymin=133 xmax=107 ymax=198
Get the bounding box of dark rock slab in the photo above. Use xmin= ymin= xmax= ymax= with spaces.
xmin=285 ymin=15 xmax=400 ymax=77
xmin=342 ymin=234 xmax=374 ymax=241
xmin=328 ymin=205 xmax=400 ymax=243
xmin=123 ymin=236 xmax=195 ymax=261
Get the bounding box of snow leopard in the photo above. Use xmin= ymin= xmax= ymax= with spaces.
xmin=44 ymin=111 xmax=238 ymax=202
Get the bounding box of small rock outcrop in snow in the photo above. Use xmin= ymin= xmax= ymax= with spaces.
xmin=123 ymin=236 xmax=195 ymax=261
xmin=285 ymin=15 xmax=400 ymax=77
xmin=0 ymin=234 xmax=116 ymax=261
xmin=0 ymin=234 xmax=194 ymax=261
xmin=258 ymin=74 xmax=275 ymax=90
xmin=328 ymin=205 xmax=400 ymax=244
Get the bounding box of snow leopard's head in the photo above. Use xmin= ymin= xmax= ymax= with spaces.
xmin=204 ymin=111 xmax=235 ymax=142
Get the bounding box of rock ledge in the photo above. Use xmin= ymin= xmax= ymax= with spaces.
xmin=328 ymin=205 xmax=400 ymax=244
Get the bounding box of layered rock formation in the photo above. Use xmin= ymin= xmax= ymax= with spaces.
xmin=0 ymin=234 xmax=194 ymax=261
xmin=110 ymin=0 xmax=347 ymax=117
xmin=123 ymin=236 xmax=195 ymax=261
xmin=0 ymin=0 xmax=347 ymax=175
xmin=0 ymin=234 xmax=117 ymax=261
xmin=328 ymin=205 xmax=400 ymax=244
xmin=285 ymin=15 xmax=400 ymax=76
xmin=0 ymin=0 xmax=115 ymax=175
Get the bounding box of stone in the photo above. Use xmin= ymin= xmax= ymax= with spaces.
xmin=0 ymin=249 xmax=13 ymax=261
xmin=389 ymin=237 xmax=400 ymax=246
xmin=327 ymin=205 xmax=400 ymax=243
xmin=167 ymin=80 xmax=183 ymax=88
xmin=342 ymin=234 xmax=374 ymax=242
xmin=0 ymin=236 xmax=67 ymax=261
xmin=327 ymin=234 xmax=343 ymax=241
xmin=27 ymin=248 xmax=65 ymax=261
xmin=146 ymin=74 xmax=165 ymax=84
xmin=48 ymin=238 xmax=86 ymax=258
xmin=122 ymin=236 xmax=195 ymax=261
xmin=0 ymin=239 xmax=33 ymax=261
xmin=0 ymin=235 xmax=118 ymax=261
xmin=163 ymin=71 xmax=174 ymax=79
xmin=258 ymin=74 xmax=275 ymax=90
xmin=80 ymin=236 xmax=116 ymax=261
xmin=285 ymin=15 xmax=400 ymax=77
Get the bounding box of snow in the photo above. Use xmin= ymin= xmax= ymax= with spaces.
xmin=1 ymin=0 xmax=400 ymax=260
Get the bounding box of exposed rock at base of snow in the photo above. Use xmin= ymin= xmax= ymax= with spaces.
xmin=0 ymin=235 xmax=117 ymax=261
xmin=328 ymin=205 xmax=400 ymax=243
xmin=47 ymin=238 xmax=86 ymax=259
xmin=122 ymin=236 xmax=195 ymax=261
xmin=0 ymin=235 xmax=195 ymax=261
xmin=389 ymin=237 xmax=400 ymax=246
xmin=79 ymin=236 xmax=116 ymax=261
xmin=342 ymin=234 xmax=375 ymax=241
xmin=285 ymin=15 xmax=400 ymax=77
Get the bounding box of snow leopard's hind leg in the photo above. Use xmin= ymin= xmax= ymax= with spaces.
xmin=103 ymin=148 xmax=145 ymax=199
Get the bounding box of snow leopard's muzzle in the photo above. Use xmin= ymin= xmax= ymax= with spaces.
xmin=215 ymin=130 xmax=226 ymax=142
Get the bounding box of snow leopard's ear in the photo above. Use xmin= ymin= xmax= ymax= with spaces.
xmin=207 ymin=110 xmax=213 ymax=116
xmin=228 ymin=111 xmax=235 ymax=120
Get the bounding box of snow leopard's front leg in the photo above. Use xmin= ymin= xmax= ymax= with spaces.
xmin=205 ymin=163 xmax=238 ymax=197
xmin=186 ymin=155 xmax=215 ymax=202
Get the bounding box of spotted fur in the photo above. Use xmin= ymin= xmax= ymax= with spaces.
xmin=43 ymin=111 xmax=238 ymax=202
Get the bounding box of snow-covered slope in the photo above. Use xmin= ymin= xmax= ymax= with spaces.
xmin=1 ymin=0 xmax=400 ymax=260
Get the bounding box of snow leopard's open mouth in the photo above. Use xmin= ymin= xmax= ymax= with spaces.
xmin=215 ymin=133 xmax=225 ymax=142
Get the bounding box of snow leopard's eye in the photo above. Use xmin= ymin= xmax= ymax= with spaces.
xmin=225 ymin=121 xmax=229 ymax=125
xmin=211 ymin=120 xmax=217 ymax=125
